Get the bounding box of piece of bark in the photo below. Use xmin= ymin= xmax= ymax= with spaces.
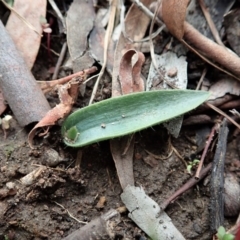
xmin=209 ymin=119 xmax=229 ymax=233
xmin=62 ymin=209 xmax=120 ymax=240
xmin=0 ymin=20 xmax=50 ymax=126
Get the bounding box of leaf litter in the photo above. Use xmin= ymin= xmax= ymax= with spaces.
xmin=1 ymin=0 xmax=240 ymax=239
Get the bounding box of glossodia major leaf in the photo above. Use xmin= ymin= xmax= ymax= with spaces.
xmin=62 ymin=90 xmax=210 ymax=147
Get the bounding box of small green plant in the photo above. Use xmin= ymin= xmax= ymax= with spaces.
xmin=217 ymin=226 xmax=234 ymax=240
xmin=62 ymin=90 xmax=209 ymax=148
xmin=187 ymin=159 xmax=200 ymax=174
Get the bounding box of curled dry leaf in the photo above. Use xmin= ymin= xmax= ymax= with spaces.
xmin=162 ymin=0 xmax=190 ymax=39
xmin=110 ymin=0 xmax=153 ymax=190
xmin=28 ymin=78 xmax=80 ymax=149
xmin=111 ymin=49 xmax=145 ymax=189
xmin=119 ymin=49 xmax=145 ymax=94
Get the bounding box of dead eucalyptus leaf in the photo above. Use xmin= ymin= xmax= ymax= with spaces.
xmin=66 ymin=0 xmax=95 ymax=71
xmin=110 ymin=0 xmax=153 ymax=190
xmin=28 ymin=79 xmax=80 ymax=149
xmin=111 ymin=49 xmax=145 ymax=189
xmin=6 ymin=0 xmax=46 ymax=69
xmin=119 ymin=49 xmax=145 ymax=94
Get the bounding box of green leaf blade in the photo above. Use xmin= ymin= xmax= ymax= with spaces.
xmin=62 ymin=90 xmax=209 ymax=147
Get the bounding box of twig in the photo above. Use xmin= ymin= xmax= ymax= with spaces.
xmin=37 ymin=66 xmax=97 ymax=92
xmin=172 ymin=145 xmax=188 ymax=168
xmin=89 ymin=0 xmax=117 ymax=104
xmin=40 ymin=43 xmax=60 ymax=56
xmin=195 ymin=122 xmax=218 ymax=179
xmin=196 ymin=67 xmax=207 ymax=90
xmin=48 ymin=0 xmax=66 ymax=31
xmin=160 ymin=163 xmax=212 ymax=210
xmin=198 ymin=0 xmax=224 ymax=46
xmin=131 ymin=0 xmax=163 ymax=25
xmin=54 ymin=201 xmax=87 ymax=224
xmin=52 ymin=42 xmax=67 ymax=80
xmin=206 ymin=102 xmax=240 ymax=130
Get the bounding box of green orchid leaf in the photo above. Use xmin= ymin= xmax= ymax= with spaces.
xmin=62 ymin=90 xmax=209 ymax=147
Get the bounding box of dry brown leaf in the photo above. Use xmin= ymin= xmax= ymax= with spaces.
xmin=6 ymin=0 xmax=46 ymax=69
xmin=110 ymin=0 xmax=152 ymax=190
xmin=66 ymin=0 xmax=95 ymax=72
xmin=119 ymin=49 xmax=145 ymax=94
xmin=28 ymin=79 xmax=80 ymax=149
xmin=111 ymin=49 xmax=145 ymax=190
xmin=162 ymin=0 xmax=190 ymax=39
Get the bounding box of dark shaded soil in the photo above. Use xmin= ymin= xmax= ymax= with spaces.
xmin=0 ymin=115 xmax=238 ymax=239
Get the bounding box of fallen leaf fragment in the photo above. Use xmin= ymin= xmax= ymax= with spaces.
xmin=147 ymin=51 xmax=188 ymax=137
xmin=110 ymin=49 xmax=145 ymax=189
xmin=121 ymin=186 xmax=185 ymax=239
xmin=67 ymin=0 xmax=95 ymax=72
xmin=119 ymin=49 xmax=145 ymax=94
xmin=6 ymin=0 xmax=47 ymax=69
xmin=208 ymin=77 xmax=240 ymax=101
xmin=89 ymin=24 xmax=114 ymax=75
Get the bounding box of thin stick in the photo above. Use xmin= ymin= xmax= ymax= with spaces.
xmin=89 ymin=0 xmax=117 ymax=104
xmin=37 ymin=66 xmax=97 ymax=92
xmin=52 ymin=42 xmax=67 ymax=80
xmin=54 ymin=201 xmax=87 ymax=224
xmin=161 ymin=163 xmax=212 ymax=210
xmin=198 ymin=0 xmax=224 ymax=46
xmin=172 ymin=145 xmax=188 ymax=168
xmin=206 ymin=102 xmax=240 ymax=130
xmin=195 ymin=123 xmax=218 ymax=179
xmin=48 ymin=0 xmax=66 ymax=31
xmin=196 ymin=67 xmax=207 ymax=90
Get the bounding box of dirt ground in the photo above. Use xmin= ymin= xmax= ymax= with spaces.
xmin=0 ymin=112 xmax=238 ymax=239
xmin=1 ymin=1 xmax=240 ymax=239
